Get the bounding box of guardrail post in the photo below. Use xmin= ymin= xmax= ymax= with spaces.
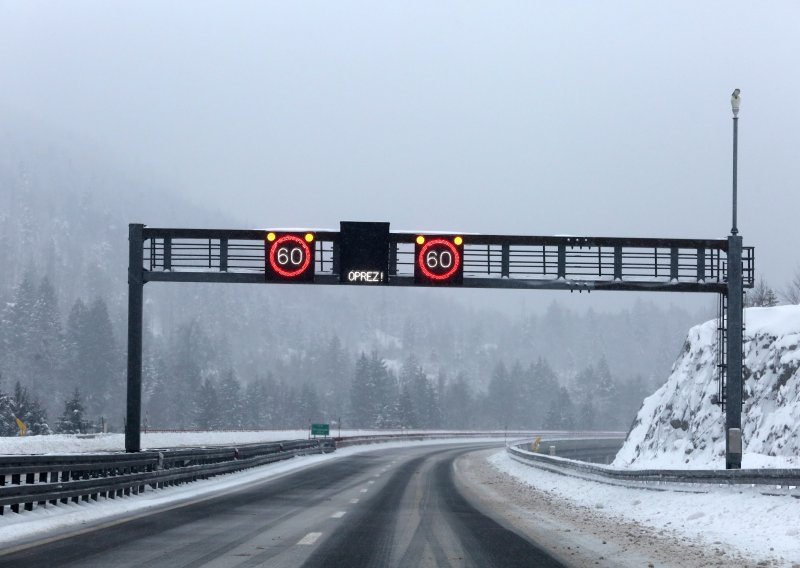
xmin=126 ymin=223 xmax=145 ymax=453
xmin=726 ymin=234 xmax=744 ymax=469
xmin=11 ymin=474 xmax=20 ymax=513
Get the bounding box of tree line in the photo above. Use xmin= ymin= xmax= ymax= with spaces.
xmin=0 ymin=270 xmax=697 ymax=436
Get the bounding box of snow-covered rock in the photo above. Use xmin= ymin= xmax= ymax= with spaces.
xmin=614 ymin=305 xmax=800 ymax=469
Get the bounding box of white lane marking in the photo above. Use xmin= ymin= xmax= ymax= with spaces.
xmin=297 ymin=532 xmax=323 ymax=545
xmin=331 ymin=511 xmax=346 ymax=518
xmin=350 ymin=498 xmax=360 ymax=504
xmin=367 ymin=480 xmax=375 ymax=484
xmin=360 ymin=488 xmax=368 ymax=493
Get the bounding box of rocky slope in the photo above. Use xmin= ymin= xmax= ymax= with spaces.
xmin=614 ymin=305 xmax=800 ymax=469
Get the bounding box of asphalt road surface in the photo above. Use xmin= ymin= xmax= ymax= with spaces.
xmin=0 ymin=443 xmax=564 ymax=568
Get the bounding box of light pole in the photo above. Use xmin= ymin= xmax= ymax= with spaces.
xmin=726 ymin=89 xmax=743 ymax=469
xmin=731 ymin=88 xmax=741 ymax=234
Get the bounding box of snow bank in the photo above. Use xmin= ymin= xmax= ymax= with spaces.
xmin=615 ymin=305 xmax=800 ymax=469
xmin=491 ymin=451 xmax=800 ymax=564
xmin=0 ymin=429 xmax=513 ymax=455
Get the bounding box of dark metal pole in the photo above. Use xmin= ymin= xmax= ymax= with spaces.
xmin=731 ymin=115 xmax=739 ymax=235
xmin=126 ymin=224 xmax=145 ymax=453
xmin=726 ymin=90 xmax=743 ymax=468
xmin=725 ymin=235 xmax=743 ymax=469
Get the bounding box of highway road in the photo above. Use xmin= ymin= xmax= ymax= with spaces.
xmin=0 ymin=442 xmax=564 ymax=568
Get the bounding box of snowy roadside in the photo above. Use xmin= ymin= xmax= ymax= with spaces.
xmin=482 ymin=450 xmax=799 ymax=567
xmin=0 ymin=437 xmax=501 ymax=553
xmin=0 ymin=429 xmax=519 ymax=455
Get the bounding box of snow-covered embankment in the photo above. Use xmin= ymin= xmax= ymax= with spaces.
xmin=615 ymin=305 xmax=800 ymax=469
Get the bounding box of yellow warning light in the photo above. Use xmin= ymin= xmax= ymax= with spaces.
xmin=454 ymin=236 xmax=463 ymax=246
xmin=416 ymin=235 xmax=425 ymax=245
xmin=267 ymin=232 xmax=276 ymax=242
xmin=305 ymin=233 xmax=314 ymax=243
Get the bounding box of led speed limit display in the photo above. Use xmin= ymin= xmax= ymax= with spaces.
xmin=414 ymin=235 xmax=464 ymax=285
xmin=265 ymin=232 xmax=315 ymax=282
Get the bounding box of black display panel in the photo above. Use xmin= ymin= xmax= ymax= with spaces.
xmin=265 ymin=232 xmax=316 ymax=282
xmin=414 ymin=235 xmax=464 ymax=285
xmin=339 ymin=221 xmax=390 ymax=285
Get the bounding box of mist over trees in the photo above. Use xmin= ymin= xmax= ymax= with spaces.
xmin=0 ymin=133 xmax=712 ymax=435
xmin=0 ymin=264 xmax=674 ymax=434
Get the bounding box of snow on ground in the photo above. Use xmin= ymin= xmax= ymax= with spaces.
xmin=0 ymin=429 xmax=579 ymax=455
xmin=0 ymin=437 xmax=500 ymax=550
xmin=490 ymin=450 xmax=800 ymax=566
xmin=0 ymin=431 xmax=316 ymax=455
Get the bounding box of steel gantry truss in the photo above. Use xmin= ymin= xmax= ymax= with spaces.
xmin=126 ymin=223 xmax=754 ymax=468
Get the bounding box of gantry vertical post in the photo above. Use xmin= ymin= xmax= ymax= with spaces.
xmin=125 ymin=224 xmax=145 ymax=453
xmin=725 ymin=234 xmax=743 ymax=469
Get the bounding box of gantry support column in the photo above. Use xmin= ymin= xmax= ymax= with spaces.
xmin=125 ymin=224 xmax=145 ymax=453
xmin=725 ymin=234 xmax=743 ymax=469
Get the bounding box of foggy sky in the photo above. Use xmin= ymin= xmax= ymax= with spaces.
xmin=2 ymin=1 xmax=799 ymax=303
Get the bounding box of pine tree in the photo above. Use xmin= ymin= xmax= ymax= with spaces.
xmin=56 ymin=388 xmax=87 ymax=434
xmin=12 ymin=381 xmax=51 ymax=435
xmin=29 ymin=276 xmax=65 ymax=402
xmin=441 ymin=373 xmax=474 ymax=429
xmin=544 ymin=387 xmax=575 ymax=430
xmin=572 ymin=364 xmax=596 ymax=430
xmin=0 ymin=375 xmax=17 ymax=436
xmin=317 ymin=335 xmax=350 ymax=419
xmin=349 ymin=353 xmax=373 ymax=428
xmin=171 ymin=320 xmax=217 ymax=429
xmin=349 ymin=351 xmax=398 ymax=428
xmin=529 ymin=357 xmax=559 ymax=429
xmin=83 ymin=297 xmax=119 ymax=418
xmin=397 ymin=384 xmax=417 ymax=428
xmin=242 ymin=377 xmax=272 ymax=429
xmin=217 ymin=370 xmax=244 ymax=429
xmin=371 ymin=353 xmax=399 ymax=428
xmin=193 ymin=378 xmax=220 ymax=430
xmin=297 ymin=382 xmax=322 ymax=427
xmin=594 ymin=357 xmax=619 ymax=429
xmin=487 ymin=362 xmax=514 ymax=429
xmin=0 ymin=273 xmax=37 ymax=395
xmin=410 ymin=366 xmax=441 ymax=429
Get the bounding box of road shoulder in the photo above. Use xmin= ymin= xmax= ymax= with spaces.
xmin=454 ymin=449 xmax=755 ymax=568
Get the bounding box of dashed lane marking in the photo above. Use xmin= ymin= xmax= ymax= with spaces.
xmin=297 ymin=532 xmax=323 ymax=546
xmin=331 ymin=511 xmax=346 ymax=519
xmin=360 ymin=488 xmax=368 ymax=493
xmin=349 ymin=498 xmax=360 ymax=504
xmin=367 ymin=480 xmax=375 ymax=484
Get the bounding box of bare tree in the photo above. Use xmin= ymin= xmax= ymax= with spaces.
xmin=747 ymin=276 xmax=779 ymax=308
xmin=781 ymin=267 xmax=800 ymax=305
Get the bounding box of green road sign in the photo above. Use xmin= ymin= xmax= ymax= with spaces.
xmin=311 ymin=423 xmax=329 ymax=436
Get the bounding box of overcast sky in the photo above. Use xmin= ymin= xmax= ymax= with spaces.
xmin=2 ymin=1 xmax=799 ymax=310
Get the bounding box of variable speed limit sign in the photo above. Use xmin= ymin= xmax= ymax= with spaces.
xmin=265 ymin=232 xmax=315 ymax=282
xmin=414 ymin=235 xmax=464 ymax=285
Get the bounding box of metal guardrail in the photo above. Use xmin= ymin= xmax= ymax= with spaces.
xmin=332 ymin=431 xmax=625 ymax=448
xmin=0 ymin=431 xmax=628 ymax=517
xmin=0 ymin=439 xmax=332 ymax=516
xmin=507 ymin=439 xmax=800 ymax=497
